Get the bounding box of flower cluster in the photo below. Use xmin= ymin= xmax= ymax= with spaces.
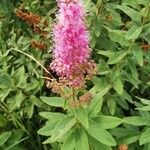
xmin=16 ymin=10 xmax=48 ymax=37
xmin=16 ymin=10 xmax=41 ymax=25
xmin=50 ymin=0 xmax=96 ymax=89
xmin=31 ymin=40 xmax=46 ymax=51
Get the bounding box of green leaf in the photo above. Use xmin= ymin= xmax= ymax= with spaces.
xmin=123 ymin=116 xmax=149 ymax=126
xmin=118 ymin=135 xmax=140 ymax=145
xmin=15 ymin=66 xmax=27 ymax=89
xmin=25 ymin=101 xmax=34 ymax=119
xmin=74 ymin=107 xmax=89 ymax=129
xmin=97 ymin=59 xmax=111 ymax=75
xmin=122 ymin=90 xmax=133 ymax=103
xmin=142 ymin=23 xmax=150 ymax=36
xmin=91 ymin=77 xmax=111 ymax=97
xmin=0 ymin=114 xmax=7 ymax=127
xmin=128 ymin=59 xmax=138 ymax=81
xmin=75 ymin=128 xmax=89 ymax=150
xmin=137 ymin=0 xmax=150 ymax=6
xmin=136 ymin=97 xmax=150 ymax=105
xmin=94 ymin=116 xmax=122 ymax=129
xmin=39 ymin=112 xmax=66 ymax=120
xmin=106 ymin=5 xmax=122 ymax=26
xmin=88 ymin=94 xmax=103 ymax=117
xmin=107 ymin=51 xmax=127 ymax=65
xmin=38 ymin=121 xmax=59 ymax=136
xmin=15 ymin=90 xmax=25 ymax=108
xmin=137 ymin=105 xmax=150 ymax=111
xmin=0 ymin=74 xmax=12 ymax=89
xmin=113 ymin=67 xmax=123 ymax=95
xmin=0 ymin=132 xmax=12 ymax=146
xmin=105 ymin=27 xmax=129 ymax=46
xmin=132 ymin=45 xmax=143 ymax=66
xmin=115 ymin=5 xmax=141 ymax=23
xmin=0 ymin=0 xmax=13 ymax=15
xmin=0 ymin=88 xmax=12 ymax=102
xmin=107 ymin=97 xmax=116 ymax=115
xmin=89 ymin=136 xmax=112 ymax=150
xmin=126 ymin=26 xmax=142 ymax=40
xmin=40 ymin=96 xmax=65 ymax=107
xmin=6 ymin=129 xmax=24 ymax=146
xmin=116 ymin=97 xmax=129 ymax=110
xmin=110 ymin=127 xmax=140 ymax=139
xmin=50 ymin=117 xmax=76 ymax=142
xmin=97 ymin=50 xmax=114 ymax=57
xmin=5 ymin=137 xmax=28 ymax=150
xmin=93 ymin=17 xmax=102 ymax=37
xmin=113 ymin=78 xmax=123 ymax=95
xmin=140 ymin=128 xmax=150 ymax=145
xmin=30 ymin=95 xmax=43 ymax=108
xmin=87 ymin=120 xmax=116 ymax=146
xmin=122 ymin=0 xmax=141 ymax=9
xmin=61 ymin=131 xmax=75 ymax=150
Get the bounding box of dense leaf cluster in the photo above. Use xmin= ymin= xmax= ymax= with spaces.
xmin=0 ymin=0 xmax=150 ymax=150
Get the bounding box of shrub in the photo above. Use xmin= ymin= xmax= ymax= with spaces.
xmin=0 ymin=0 xmax=150 ymax=150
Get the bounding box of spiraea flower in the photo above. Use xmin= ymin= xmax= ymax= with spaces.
xmin=50 ymin=0 xmax=96 ymax=88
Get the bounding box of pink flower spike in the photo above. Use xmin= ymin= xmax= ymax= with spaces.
xmin=50 ymin=0 xmax=96 ymax=88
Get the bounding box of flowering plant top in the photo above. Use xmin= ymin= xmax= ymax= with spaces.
xmin=50 ymin=0 xmax=96 ymax=89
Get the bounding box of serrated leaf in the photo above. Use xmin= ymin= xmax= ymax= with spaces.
xmin=74 ymin=107 xmax=89 ymax=129
xmin=123 ymin=116 xmax=149 ymax=126
xmin=110 ymin=127 xmax=137 ymax=138
xmin=38 ymin=121 xmax=59 ymax=136
xmin=94 ymin=116 xmax=122 ymax=129
xmin=15 ymin=66 xmax=27 ymax=88
xmin=115 ymin=5 xmax=141 ymax=23
xmin=128 ymin=58 xmax=138 ymax=80
xmin=50 ymin=117 xmax=76 ymax=142
xmin=122 ymin=90 xmax=133 ymax=103
xmin=137 ymin=105 xmax=150 ymax=111
xmin=26 ymin=101 xmax=34 ymax=119
xmin=87 ymin=120 xmax=116 ymax=146
xmin=0 ymin=74 xmax=12 ymax=89
xmin=136 ymin=97 xmax=150 ymax=105
xmin=0 ymin=132 xmax=12 ymax=146
xmin=116 ymin=97 xmax=129 ymax=110
xmin=122 ymin=0 xmax=140 ymax=9
xmin=15 ymin=90 xmax=25 ymax=108
xmin=5 ymin=137 xmax=28 ymax=150
xmin=89 ymin=136 xmax=112 ymax=150
xmin=39 ymin=112 xmax=66 ymax=120
xmin=61 ymin=131 xmax=75 ymax=150
xmin=107 ymin=97 xmax=116 ymax=115
xmin=106 ymin=5 xmax=122 ymax=26
xmin=97 ymin=60 xmax=111 ymax=75
xmin=126 ymin=26 xmax=142 ymax=40
xmin=97 ymin=50 xmax=114 ymax=57
xmin=40 ymin=96 xmax=65 ymax=107
xmin=75 ymin=128 xmax=89 ymax=150
xmin=88 ymin=94 xmax=103 ymax=117
xmin=133 ymin=45 xmax=143 ymax=66
xmin=0 ymin=114 xmax=7 ymax=127
xmin=118 ymin=135 xmax=140 ymax=145
xmin=113 ymin=78 xmax=123 ymax=95
xmin=140 ymin=127 xmax=150 ymax=145
xmin=107 ymin=51 xmax=127 ymax=65
xmin=105 ymin=27 xmax=129 ymax=46
xmin=6 ymin=129 xmax=24 ymax=146
xmin=93 ymin=17 xmax=102 ymax=37
xmin=113 ymin=67 xmax=123 ymax=95
xmin=91 ymin=77 xmax=111 ymax=96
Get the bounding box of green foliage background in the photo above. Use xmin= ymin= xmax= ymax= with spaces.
xmin=0 ymin=0 xmax=150 ymax=150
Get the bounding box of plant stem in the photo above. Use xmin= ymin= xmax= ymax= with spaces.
xmin=10 ymin=48 xmax=53 ymax=79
